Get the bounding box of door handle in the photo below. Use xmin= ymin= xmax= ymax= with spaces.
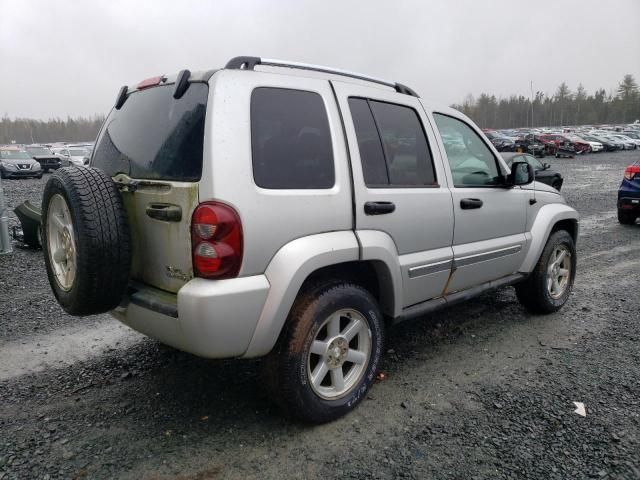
xmin=146 ymin=203 xmax=182 ymax=222
xmin=364 ymin=201 xmax=396 ymax=215
xmin=460 ymin=198 xmax=483 ymax=210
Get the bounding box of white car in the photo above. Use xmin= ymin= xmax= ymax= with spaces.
xmin=578 ymin=137 xmax=603 ymax=152
xmin=611 ymin=134 xmax=640 ymax=148
xmin=51 ymin=147 xmax=91 ymax=166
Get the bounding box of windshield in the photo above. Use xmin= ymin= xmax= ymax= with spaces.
xmin=525 ymin=155 xmax=544 ymax=171
xmin=0 ymin=150 xmax=32 ymax=160
xmin=26 ymin=147 xmax=51 ymax=156
xmin=92 ymin=83 xmax=208 ymax=182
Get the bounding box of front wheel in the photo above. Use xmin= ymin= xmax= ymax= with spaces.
xmin=264 ymin=282 xmax=385 ymax=423
xmin=516 ymin=230 xmax=576 ymax=314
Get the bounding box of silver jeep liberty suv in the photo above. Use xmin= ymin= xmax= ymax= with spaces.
xmin=41 ymin=56 xmax=579 ymax=423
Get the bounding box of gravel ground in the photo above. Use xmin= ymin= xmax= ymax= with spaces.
xmin=1 ymin=151 xmax=639 ymax=479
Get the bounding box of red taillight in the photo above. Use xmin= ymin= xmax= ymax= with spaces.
xmin=624 ymin=165 xmax=640 ymax=180
xmin=191 ymin=202 xmax=243 ymax=279
xmin=137 ymin=76 xmax=163 ymax=90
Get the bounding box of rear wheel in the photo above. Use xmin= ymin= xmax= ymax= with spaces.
xmin=618 ymin=209 xmax=637 ymax=225
xmin=516 ymin=230 xmax=576 ymax=314
xmin=42 ymin=167 xmax=131 ymax=315
xmin=264 ymin=282 xmax=384 ymax=423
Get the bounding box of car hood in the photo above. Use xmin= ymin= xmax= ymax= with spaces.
xmin=1 ymin=158 xmax=38 ymax=166
xmin=521 ymin=180 xmax=562 ymax=195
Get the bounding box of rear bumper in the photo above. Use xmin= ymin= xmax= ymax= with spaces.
xmin=618 ymin=196 xmax=640 ymax=211
xmin=111 ymin=275 xmax=270 ymax=358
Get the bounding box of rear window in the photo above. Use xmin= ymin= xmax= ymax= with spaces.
xmin=92 ymin=83 xmax=208 ymax=181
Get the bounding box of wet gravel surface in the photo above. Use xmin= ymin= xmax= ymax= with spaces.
xmin=1 ymin=151 xmax=639 ymax=479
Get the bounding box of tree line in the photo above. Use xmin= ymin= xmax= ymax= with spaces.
xmin=2 ymin=74 xmax=639 ymax=143
xmin=452 ymin=74 xmax=640 ymax=129
xmin=0 ymin=115 xmax=105 ymax=145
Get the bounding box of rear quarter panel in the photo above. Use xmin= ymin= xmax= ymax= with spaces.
xmin=200 ymin=70 xmax=353 ymax=277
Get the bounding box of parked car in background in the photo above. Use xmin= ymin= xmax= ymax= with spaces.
xmin=501 ymin=152 xmax=563 ymax=191
xmin=0 ymin=147 xmax=43 ymax=178
xmin=623 ymin=130 xmax=640 ymax=137
xmin=538 ymin=134 xmax=590 ymax=155
xmin=599 ymin=135 xmax=627 ymax=150
xmin=618 ymin=161 xmax=640 ymax=225
xmin=583 ymin=134 xmax=617 ymax=152
xmin=25 ymin=145 xmax=62 ymax=172
xmin=483 ymin=130 xmax=516 ymax=151
xmin=570 ymin=135 xmax=603 ymax=152
xmin=564 ymin=134 xmax=593 ymax=153
xmin=51 ymin=146 xmax=91 ymax=166
xmin=515 ymin=134 xmax=547 ymax=157
xmin=71 ymin=142 xmax=95 ymax=155
xmin=610 ymin=134 xmax=639 ymax=149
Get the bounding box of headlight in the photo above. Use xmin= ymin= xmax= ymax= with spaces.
xmin=3 ymin=163 xmax=18 ymax=171
xmin=32 ymin=163 xmax=41 ymax=171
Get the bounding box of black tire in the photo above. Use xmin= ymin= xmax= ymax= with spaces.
xmin=552 ymin=180 xmax=562 ymax=191
xmin=41 ymin=166 xmax=131 ymax=315
xmin=263 ymin=282 xmax=385 ymax=423
xmin=618 ymin=209 xmax=637 ymax=225
xmin=37 ymin=173 xmax=43 ymax=179
xmin=516 ymin=230 xmax=576 ymax=314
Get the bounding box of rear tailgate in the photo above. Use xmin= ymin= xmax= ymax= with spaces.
xmin=92 ymin=79 xmax=208 ymax=293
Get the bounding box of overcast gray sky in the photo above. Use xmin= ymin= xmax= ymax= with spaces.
xmin=1 ymin=0 xmax=639 ymax=119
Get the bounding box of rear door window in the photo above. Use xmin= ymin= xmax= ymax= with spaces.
xmin=251 ymin=87 xmax=335 ymax=189
xmin=349 ymin=98 xmax=437 ymax=187
xmin=92 ymin=83 xmax=208 ymax=181
xmin=348 ymin=98 xmax=389 ymax=186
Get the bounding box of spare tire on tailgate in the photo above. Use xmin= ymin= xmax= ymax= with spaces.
xmin=42 ymin=166 xmax=131 ymax=315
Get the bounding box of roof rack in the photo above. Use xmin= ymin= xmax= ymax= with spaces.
xmin=225 ymin=56 xmax=419 ymax=97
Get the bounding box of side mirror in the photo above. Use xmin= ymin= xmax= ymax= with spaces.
xmin=543 ymin=163 xmax=551 ymax=170
xmin=507 ymin=161 xmax=535 ymax=186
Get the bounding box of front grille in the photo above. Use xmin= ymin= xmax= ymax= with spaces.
xmin=19 ymin=164 xmax=30 ymax=169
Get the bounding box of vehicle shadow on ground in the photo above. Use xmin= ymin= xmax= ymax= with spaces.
xmin=94 ymin=287 xmax=531 ymax=436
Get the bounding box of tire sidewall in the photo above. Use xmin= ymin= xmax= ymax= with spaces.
xmin=287 ymin=285 xmax=384 ymax=422
xmin=41 ymin=172 xmax=87 ymax=310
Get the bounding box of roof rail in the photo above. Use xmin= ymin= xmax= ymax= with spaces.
xmin=224 ymin=56 xmax=419 ymax=97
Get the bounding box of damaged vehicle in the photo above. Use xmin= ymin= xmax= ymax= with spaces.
xmin=25 ymin=145 xmax=62 ymax=172
xmin=40 ymin=57 xmax=579 ymax=423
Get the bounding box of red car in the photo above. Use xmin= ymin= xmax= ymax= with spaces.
xmin=538 ymin=134 xmax=590 ymax=155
